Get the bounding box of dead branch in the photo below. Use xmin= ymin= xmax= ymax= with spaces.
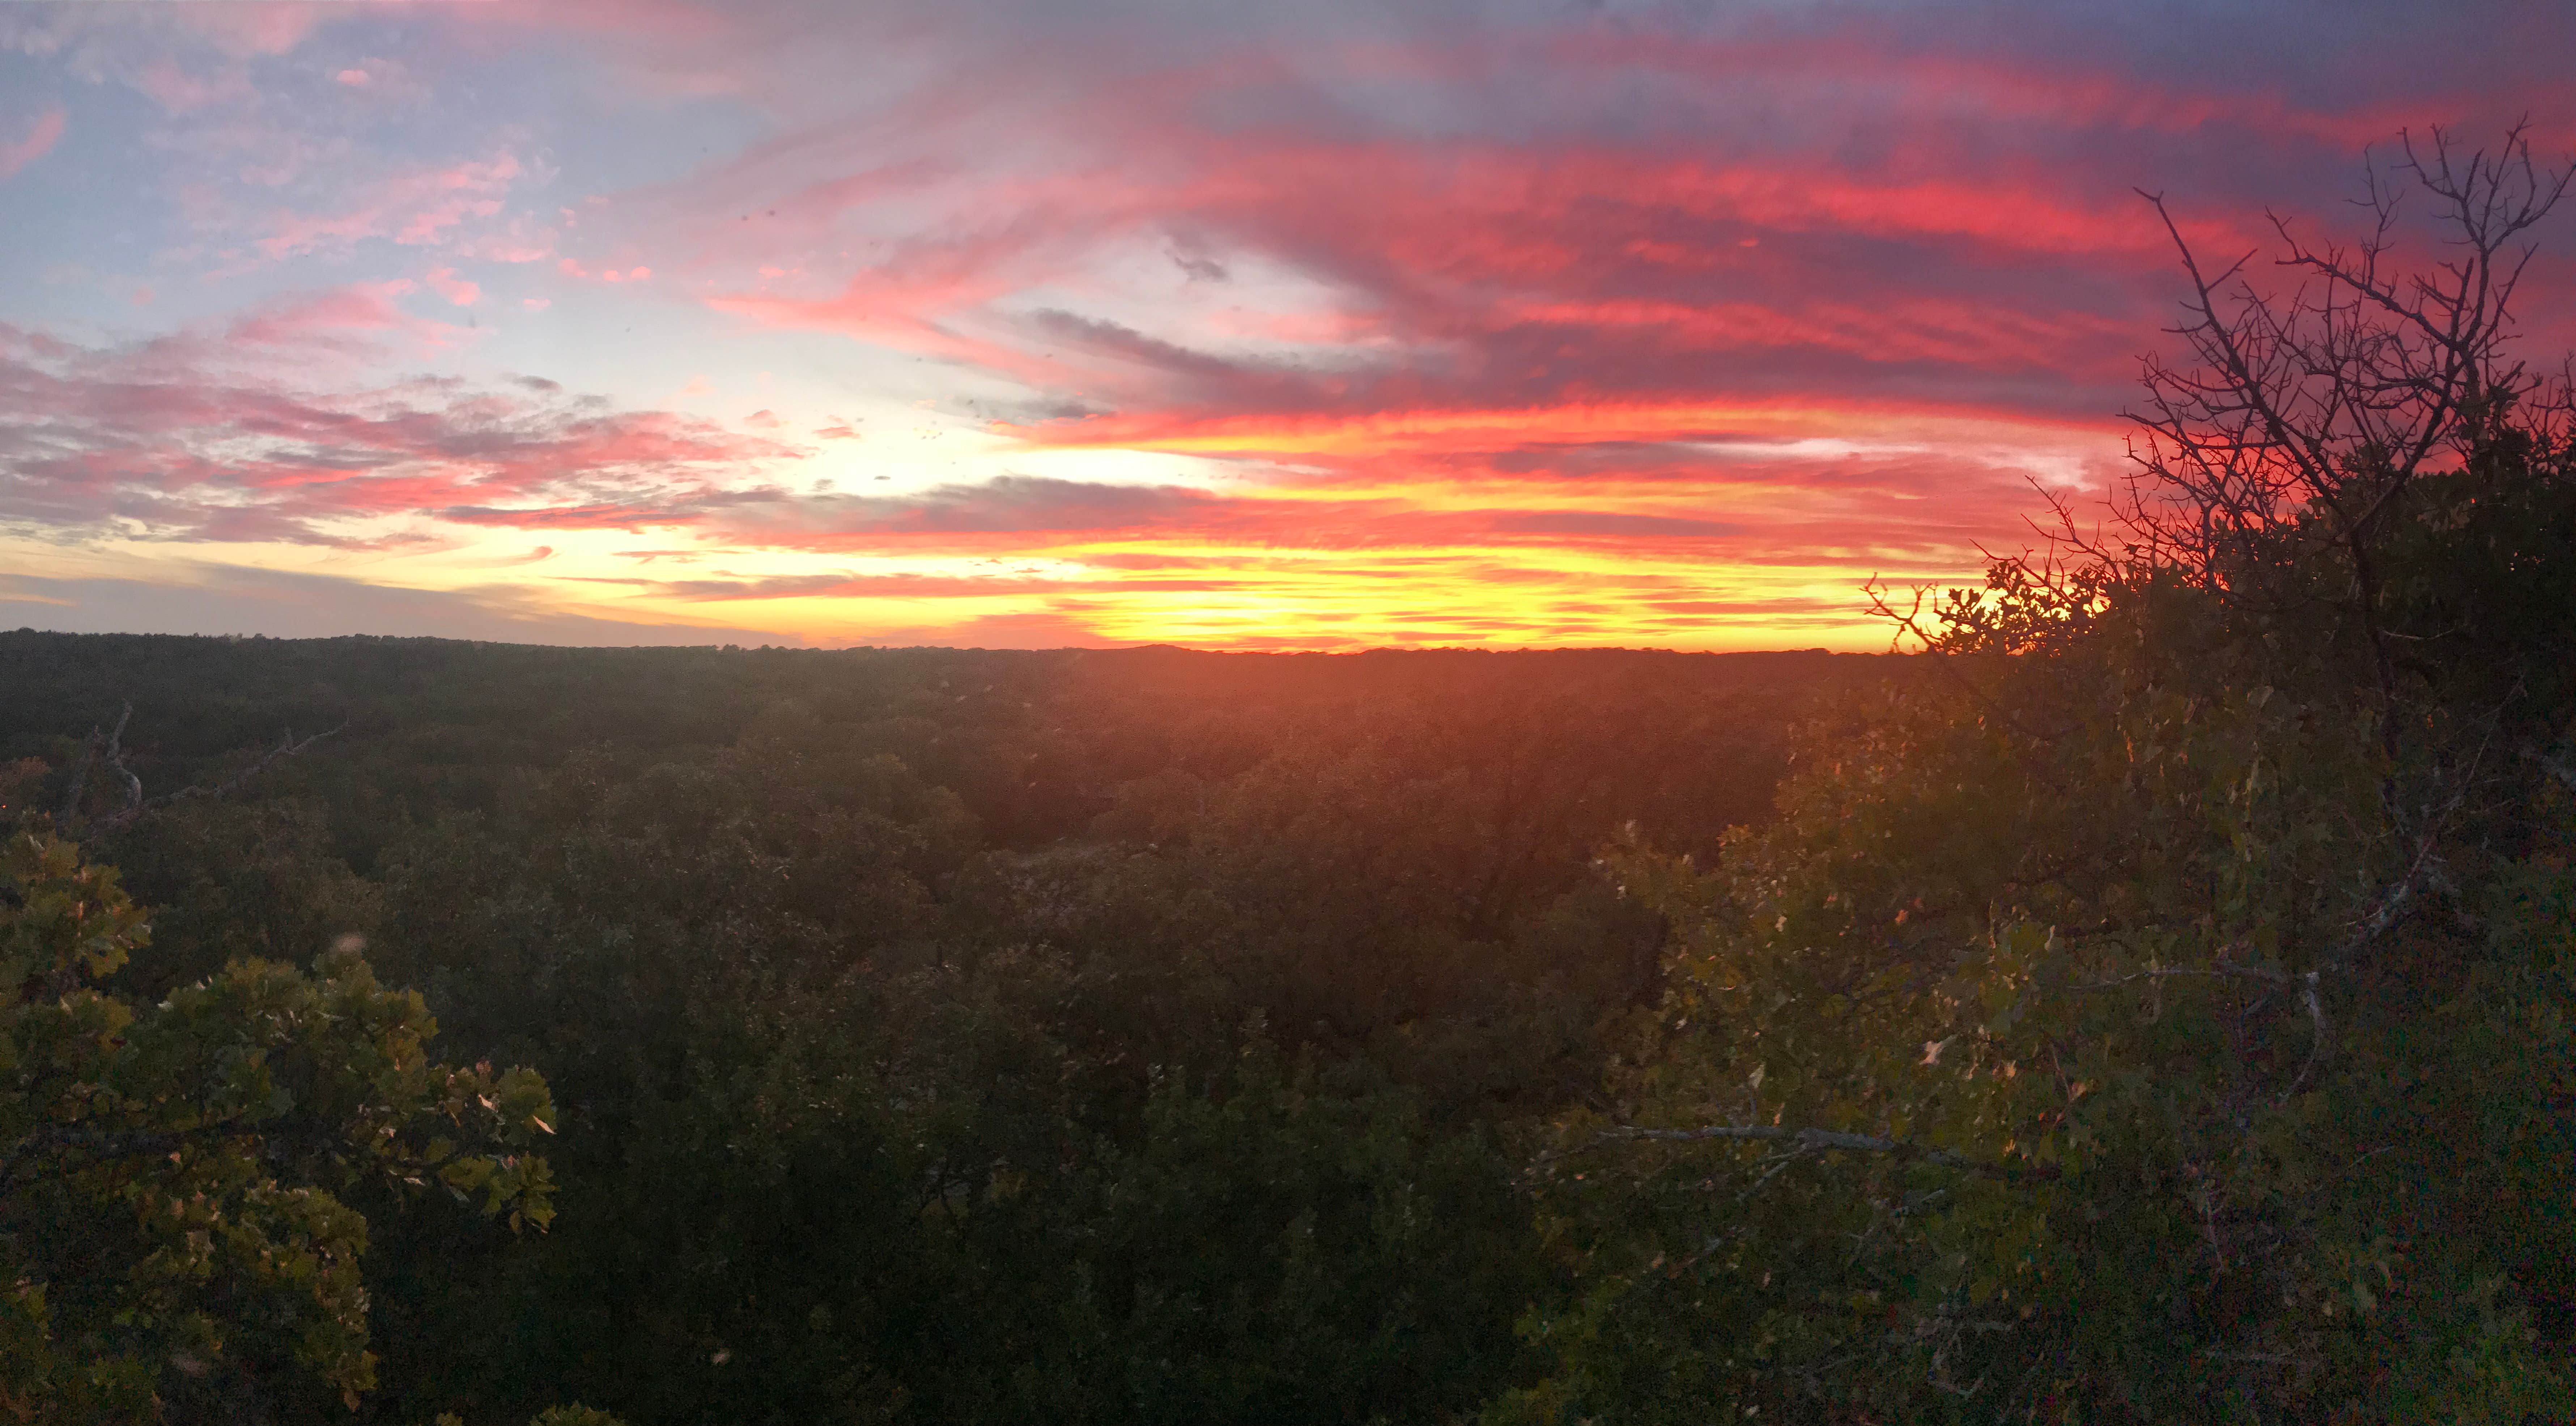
xmin=100 ymin=704 xmax=143 ymax=824
xmin=2066 ymin=963 xmax=2294 ymax=992
xmin=1567 ymin=1123 xmax=2058 ymax=1183
xmin=59 ymin=703 xmax=346 ymax=838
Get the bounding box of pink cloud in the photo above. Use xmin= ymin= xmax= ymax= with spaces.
xmin=167 ymin=280 xmax=475 ymax=362
xmin=1534 ymin=32 xmax=2449 ymax=149
xmin=224 ymin=281 xmax=420 ymax=345
xmin=0 ymin=307 xmax=803 ymax=548
xmin=557 ymin=258 xmax=652 ymax=283
xmin=172 ymin=4 xmax=329 ymax=58
xmin=458 ymin=211 xmax=560 ymax=263
xmin=426 ymin=266 xmax=482 ymax=307
xmin=0 ymin=109 xmax=65 ymax=179
xmin=133 ymin=59 xmax=255 ymax=114
xmin=328 ymin=57 xmax=429 ymax=103
xmin=257 ymin=151 xmax=529 ymax=260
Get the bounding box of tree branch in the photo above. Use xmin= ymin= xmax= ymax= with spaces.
xmin=1571 ymin=1123 xmax=2058 ymax=1183
xmin=64 ymin=708 xmax=348 ymax=837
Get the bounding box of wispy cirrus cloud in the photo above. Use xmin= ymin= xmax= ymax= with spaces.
xmin=253 ymin=150 xmax=536 ymax=260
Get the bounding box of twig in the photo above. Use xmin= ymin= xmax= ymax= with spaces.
xmin=1567 ymin=1123 xmax=2057 ymax=1183
xmin=99 ymin=704 xmax=143 ymax=823
xmin=2279 ymin=971 xmax=2332 ymax=1102
xmin=2066 ymin=963 xmax=2292 ymax=992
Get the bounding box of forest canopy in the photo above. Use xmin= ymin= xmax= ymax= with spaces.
xmin=5 ymin=131 xmax=2576 ymax=1425
xmin=1 ymin=640 xmax=1878 ymax=1423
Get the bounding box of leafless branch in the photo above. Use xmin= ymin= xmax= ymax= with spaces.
xmin=2121 ymin=123 xmax=2575 ymax=733
xmin=100 ymin=703 xmax=143 ymax=823
xmin=1571 ymin=1122 xmax=2057 ymax=1183
xmin=59 ymin=704 xmax=347 ymax=838
xmin=2280 ymin=971 xmax=2331 ymax=1102
xmin=2066 ymin=963 xmax=2293 ymax=992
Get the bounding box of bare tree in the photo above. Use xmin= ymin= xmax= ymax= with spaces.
xmin=2122 ymin=122 xmax=2574 ymax=719
xmin=53 ymin=703 xmax=343 ymax=839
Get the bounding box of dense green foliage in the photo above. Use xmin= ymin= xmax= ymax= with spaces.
xmin=1 ymin=642 xmax=1870 ymax=1422
xmin=0 ymin=831 xmax=556 ymax=1421
xmin=1494 ymin=453 xmax=2576 ymax=1419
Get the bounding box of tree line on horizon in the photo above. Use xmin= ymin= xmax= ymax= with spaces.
xmin=5 ymin=131 xmax=2576 ymax=1423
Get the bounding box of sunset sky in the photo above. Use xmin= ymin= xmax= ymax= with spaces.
xmin=2 ymin=0 xmax=2569 ymax=650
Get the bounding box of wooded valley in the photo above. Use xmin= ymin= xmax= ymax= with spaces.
xmin=4 ymin=639 xmax=1887 ymax=1422
xmin=8 ymin=135 xmax=2576 ymax=1425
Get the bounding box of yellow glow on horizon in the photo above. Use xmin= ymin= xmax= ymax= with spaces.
xmin=546 ymin=530 xmax=1972 ymax=651
xmin=0 ymin=389 xmax=2100 ymax=650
